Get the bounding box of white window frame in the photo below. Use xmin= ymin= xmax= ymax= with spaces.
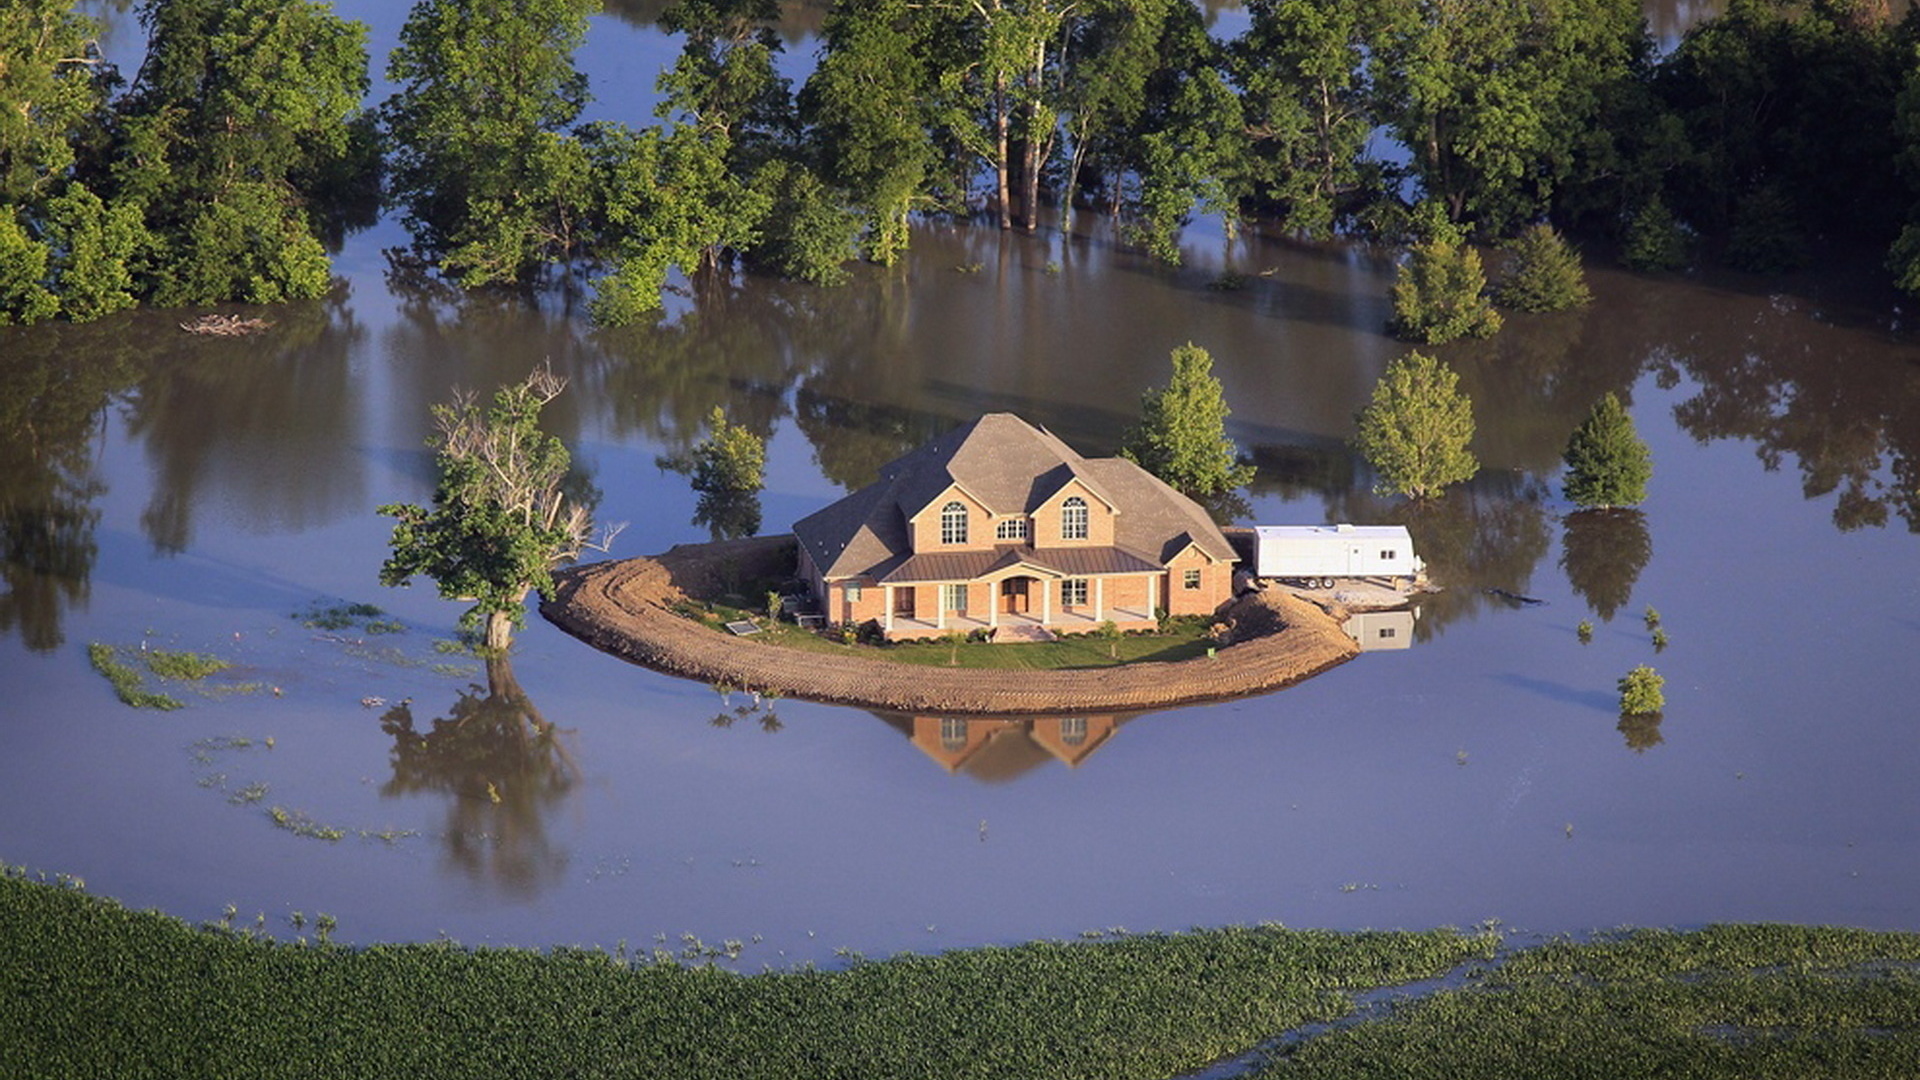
xmin=1062 ymin=496 xmax=1088 ymax=540
xmin=940 ymin=501 xmax=968 ymax=545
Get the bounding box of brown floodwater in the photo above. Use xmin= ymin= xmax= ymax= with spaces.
xmin=3 ymin=0 xmax=1917 ymax=963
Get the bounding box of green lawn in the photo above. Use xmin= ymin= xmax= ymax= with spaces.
xmin=677 ymin=600 xmax=1216 ymax=670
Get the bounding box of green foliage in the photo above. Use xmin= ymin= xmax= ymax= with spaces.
xmin=1390 ymin=238 xmax=1502 ymax=343
xmin=379 ymin=368 xmax=602 ymax=652
xmin=1562 ymin=392 xmax=1651 ymax=509
xmin=0 ymin=866 xmax=1499 ymax=1080
xmin=1723 ymin=183 xmax=1807 ymax=272
xmin=747 ymin=160 xmax=857 ymax=286
xmin=1643 ymin=604 xmax=1661 ymax=630
xmin=1576 ymin=619 xmax=1593 ymax=643
xmin=0 ymin=1 xmax=112 ymax=207
xmin=114 ymin=0 xmax=369 ymax=305
xmin=41 ymin=184 xmax=151 ymax=321
xmin=383 ymin=0 xmax=596 ymax=284
xmin=1252 ymin=925 xmax=1920 ymax=1079
xmin=1230 ymin=0 xmax=1371 ymax=239
xmin=1120 ymin=343 xmax=1255 ymax=499
xmin=668 ymin=405 xmax=766 ymax=540
xmin=144 ymin=649 xmax=230 ymax=681
xmin=86 ymin=642 xmax=183 ymax=710
xmin=0 ymin=214 xmax=57 ymax=325
xmin=1618 ymin=663 xmax=1665 ymax=716
xmin=1132 ymin=44 xmax=1246 ymax=264
xmin=1352 ymin=351 xmax=1479 ymax=499
xmin=1621 ymin=196 xmax=1689 ymax=271
xmin=1368 ymin=0 xmax=1648 ymax=234
xmin=1492 ymin=224 xmax=1590 ymax=312
xmin=798 ymin=0 xmax=939 ymax=265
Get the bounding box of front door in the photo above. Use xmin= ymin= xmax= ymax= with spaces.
xmin=1001 ymin=578 xmax=1030 ymax=614
xmin=894 ymin=587 xmax=916 ymax=619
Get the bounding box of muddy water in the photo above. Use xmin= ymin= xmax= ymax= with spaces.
xmin=3 ymin=1 xmax=1917 ymax=961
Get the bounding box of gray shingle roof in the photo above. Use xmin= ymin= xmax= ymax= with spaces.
xmin=793 ymin=413 xmax=1236 ymax=582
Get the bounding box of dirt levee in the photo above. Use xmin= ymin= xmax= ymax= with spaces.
xmin=541 ymin=535 xmax=1359 ymax=715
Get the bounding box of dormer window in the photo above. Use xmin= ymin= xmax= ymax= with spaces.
xmin=940 ymin=501 xmax=969 ymax=544
xmin=996 ymin=518 xmax=1028 ymax=541
xmin=1061 ymin=496 xmax=1088 ymax=540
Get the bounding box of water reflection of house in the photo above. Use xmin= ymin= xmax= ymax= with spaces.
xmin=795 ymin=413 xmax=1237 ymax=641
xmin=875 ymin=713 xmax=1135 ymax=782
xmin=1344 ymin=608 xmax=1415 ymax=651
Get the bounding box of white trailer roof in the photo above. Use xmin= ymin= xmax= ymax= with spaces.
xmin=1253 ymin=524 xmax=1412 ymax=541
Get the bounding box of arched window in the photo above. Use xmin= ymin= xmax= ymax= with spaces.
xmin=941 ymin=717 xmax=969 ymax=751
xmin=1061 ymin=496 xmax=1088 ymax=540
xmin=940 ymin=501 xmax=968 ymax=544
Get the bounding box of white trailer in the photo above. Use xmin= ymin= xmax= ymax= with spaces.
xmin=1252 ymin=524 xmax=1423 ymax=587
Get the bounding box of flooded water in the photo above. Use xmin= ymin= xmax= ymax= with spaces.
xmin=3 ymin=0 xmax=1917 ymax=964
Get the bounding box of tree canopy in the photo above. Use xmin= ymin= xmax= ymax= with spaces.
xmin=1121 ymin=343 xmax=1255 ymax=500
xmin=1562 ymin=392 xmax=1651 ymax=508
xmin=1353 ymin=352 xmax=1479 ymax=499
xmin=379 ymin=367 xmax=619 ymax=652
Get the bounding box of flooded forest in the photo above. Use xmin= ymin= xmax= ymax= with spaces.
xmin=3 ymin=0 xmax=1920 ymax=964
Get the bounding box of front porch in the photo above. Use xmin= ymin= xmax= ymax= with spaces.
xmin=882 ymin=605 xmax=1157 ymax=642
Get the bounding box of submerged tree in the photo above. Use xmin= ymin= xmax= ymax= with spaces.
xmin=1353 ymin=351 xmax=1479 ymax=499
xmin=1121 ymin=342 xmax=1255 ymax=500
xmin=1562 ymin=392 xmax=1651 ymax=508
xmin=382 ymin=0 xmax=596 ymax=286
xmin=661 ymin=405 xmax=766 ymax=540
xmin=1390 ymin=237 xmax=1502 ymax=343
xmin=1493 ymin=224 xmax=1591 ymax=312
xmin=380 ymin=367 xmax=621 ymax=652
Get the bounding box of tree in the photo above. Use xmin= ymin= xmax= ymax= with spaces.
xmin=1389 ymin=238 xmax=1502 ymax=343
xmin=799 ymin=0 xmax=940 ymax=264
xmin=1493 ymin=224 xmax=1591 ymax=312
xmin=383 ymin=0 xmax=596 ymax=286
xmin=1618 ymin=664 xmax=1665 ymax=716
xmin=115 ymin=0 xmax=370 ymax=305
xmin=1230 ymin=0 xmax=1372 ymax=239
xmin=1622 ymin=196 xmax=1688 ymax=271
xmin=0 ymin=1 xmax=113 ymax=208
xmin=659 ymin=405 xmax=766 ymax=540
xmin=380 ymin=367 xmax=620 ymax=652
xmin=1121 ymin=343 xmax=1255 ymax=499
xmin=1352 ymin=351 xmax=1478 ymax=499
xmin=1562 ymin=392 xmax=1651 ymax=508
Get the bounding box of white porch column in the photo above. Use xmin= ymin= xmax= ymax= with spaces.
xmin=1094 ymin=577 xmax=1105 ymax=622
xmin=1042 ymin=579 xmax=1051 ymax=626
xmin=884 ymin=585 xmax=894 ymax=633
xmin=1149 ymin=573 xmax=1158 ymax=618
xmin=989 ymin=582 xmax=999 ymax=629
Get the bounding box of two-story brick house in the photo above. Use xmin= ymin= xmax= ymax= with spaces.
xmin=793 ymin=413 xmax=1238 ymax=641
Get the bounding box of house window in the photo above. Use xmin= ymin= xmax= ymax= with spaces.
xmin=940 ymin=717 xmax=968 ymax=751
xmin=996 ymin=518 xmax=1028 ymax=541
xmin=941 ymin=501 xmax=968 ymax=544
xmin=1062 ymin=496 xmax=1088 ymax=540
xmin=1060 ymin=717 xmax=1088 ymax=746
xmin=943 ymin=583 xmax=968 ymax=613
xmin=845 ymin=583 xmax=862 ymax=603
xmin=1183 ymin=569 xmax=1202 ymax=590
xmin=1062 ymin=578 xmax=1088 ymax=606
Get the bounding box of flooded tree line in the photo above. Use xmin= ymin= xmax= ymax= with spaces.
xmin=10 ymin=0 xmax=1920 ymax=325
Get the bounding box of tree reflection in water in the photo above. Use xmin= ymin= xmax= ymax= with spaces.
xmin=379 ymin=656 xmax=578 ymax=898
xmin=1560 ymin=509 xmax=1652 ymax=623
xmin=1618 ymin=711 xmax=1666 ymax=753
xmin=0 ymin=320 xmax=149 ymax=651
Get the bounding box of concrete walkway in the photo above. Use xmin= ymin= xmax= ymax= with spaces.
xmin=540 ymin=535 xmax=1360 ymax=716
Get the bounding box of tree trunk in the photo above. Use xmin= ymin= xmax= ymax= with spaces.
xmin=994 ymin=74 xmax=1012 ymax=230
xmin=484 ymin=609 xmax=514 ymax=653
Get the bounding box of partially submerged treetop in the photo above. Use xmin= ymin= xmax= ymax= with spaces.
xmin=1121 ymin=342 xmax=1255 ymax=500
xmin=380 ymin=366 xmax=621 ymax=652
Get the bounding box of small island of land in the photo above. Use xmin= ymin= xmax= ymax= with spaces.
xmin=540 ymin=536 xmax=1359 ymax=715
